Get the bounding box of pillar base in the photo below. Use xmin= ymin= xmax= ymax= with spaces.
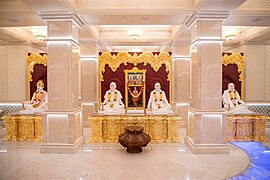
xmin=40 ymin=136 xmax=85 ymax=154
xmin=185 ymin=136 xmax=229 ymax=154
xmin=81 ymin=102 xmax=98 ymax=128
xmin=41 ymin=108 xmax=85 ymax=154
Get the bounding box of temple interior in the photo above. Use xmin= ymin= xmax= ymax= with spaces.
xmin=0 ymin=0 xmax=270 ymax=179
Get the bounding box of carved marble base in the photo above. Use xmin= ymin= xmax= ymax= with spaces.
xmin=119 ymin=126 xmax=151 ymax=153
xmin=227 ymin=114 xmax=267 ymax=142
xmin=89 ymin=114 xmax=181 ymax=143
xmin=2 ymin=114 xmax=42 ymax=142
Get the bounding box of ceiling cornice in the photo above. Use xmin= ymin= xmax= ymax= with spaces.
xmin=40 ymin=13 xmax=85 ymax=28
xmin=185 ymin=12 xmax=230 ymax=28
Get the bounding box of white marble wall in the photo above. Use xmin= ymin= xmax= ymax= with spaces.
xmin=245 ymin=45 xmax=270 ymax=102
xmin=80 ymin=46 xmax=98 ymax=126
xmin=0 ymin=45 xmax=44 ymax=102
xmin=0 ymin=46 xmax=8 ymax=101
xmin=228 ymin=44 xmax=270 ymax=102
xmin=173 ymin=59 xmax=190 ymax=103
xmin=172 ymin=58 xmax=190 ymax=125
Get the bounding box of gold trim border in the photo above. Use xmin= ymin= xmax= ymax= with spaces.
xmin=26 ymin=53 xmax=47 ymax=100
xmin=98 ymin=52 xmax=172 ymax=106
xmin=222 ymin=53 xmax=245 ymax=100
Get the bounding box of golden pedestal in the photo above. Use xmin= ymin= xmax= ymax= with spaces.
xmin=227 ymin=114 xmax=266 ymax=142
xmin=2 ymin=114 xmax=42 ymax=142
xmin=89 ymin=114 xmax=181 ymax=143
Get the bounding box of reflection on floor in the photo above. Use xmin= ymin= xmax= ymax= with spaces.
xmin=0 ymin=126 xmax=269 ymax=179
xmin=228 ymin=142 xmax=270 ymax=180
xmin=0 ymin=141 xmax=249 ymax=179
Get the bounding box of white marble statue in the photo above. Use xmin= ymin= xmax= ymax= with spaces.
xmin=147 ymin=82 xmax=172 ymax=112
xmin=222 ymin=83 xmax=247 ymax=112
xmin=21 ymin=80 xmax=48 ymax=113
xmin=100 ymin=82 xmax=125 ymax=112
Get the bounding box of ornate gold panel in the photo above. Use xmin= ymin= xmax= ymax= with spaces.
xmin=89 ymin=114 xmax=181 ymax=143
xmin=2 ymin=115 xmax=42 ymax=142
xmin=227 ymin=115 xmax=266 ymax=142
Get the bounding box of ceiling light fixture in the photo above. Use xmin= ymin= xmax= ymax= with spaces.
xmin=35 ymin=34 xmax=46 ymax=40
xmin=225 ymin=34 xmax=236 ymax=40
xmin=127 ymin=28 xmax=143 ymax=40
xmin=223 ymin=27 xmax=238 ymax=41
xmin=29 ymin=27 xmax=47 ymax=41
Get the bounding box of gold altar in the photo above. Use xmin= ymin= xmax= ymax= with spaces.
xmin=227 ymin=114 xmax=267 ymax=142
xmin=89 ymin=114 xmax=181 ymax=143
xmin=2 ymin=114 xmax=42 ymax=142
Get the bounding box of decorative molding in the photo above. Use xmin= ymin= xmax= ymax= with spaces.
xmin=222 ymin=53 xmax=245 ymax=99
xmin=185 ymin=12 xmax=229 ymax=28
xmin=100 ymin=29 xmax=172 ymax=33
xmin=45 ymin=38 xmax=80 ymax=47
xmin=40 ymin=13 xmax=85 ymax=28
xmin=26 ymin=53 xmax=47 ymax=100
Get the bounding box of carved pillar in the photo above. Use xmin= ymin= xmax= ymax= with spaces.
xmin=40 ymin=19 xmax=85 ymax=154
xmin=185 ymin=20 xmax=229 ymax=154
xmin=80 ymin=45 xmax=99 ymax=127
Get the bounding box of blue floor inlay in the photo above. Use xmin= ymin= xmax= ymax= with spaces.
xmin=228 ymin=142 xmax=270 ymax=180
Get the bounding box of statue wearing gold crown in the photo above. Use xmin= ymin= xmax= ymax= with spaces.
xmin=22 ymin=80 xmax=48 ymax=113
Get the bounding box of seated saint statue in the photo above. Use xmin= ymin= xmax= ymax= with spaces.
xmin=147 ymin=82 xmax=172 ymax=112
xmin=101 ymin=82 xmax=125 ymax=112
xmin=22 ymin=80 xmax=48 ymax=113
xmin=222 ymin=83 xmax=247 ymax=112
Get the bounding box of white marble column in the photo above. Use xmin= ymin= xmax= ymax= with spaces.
xmin=80 ymin=45 xmax=99 ymax=127
xmin=172 ymin=43 xmax=191 ymax=127
xmin=185 ymin=20 xmax=229 ymax=154
xmin=40 ymin=20 xmax=85 ymax=154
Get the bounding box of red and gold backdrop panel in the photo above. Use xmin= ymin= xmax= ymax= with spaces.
xmin=27 ymin=53 xmax=47 ymax=100
xmin=99 ymin=52 xmax=172 ymax=107
xmin=222 ymin=53 xmax=245 ymax=99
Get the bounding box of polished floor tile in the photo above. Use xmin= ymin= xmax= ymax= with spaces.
xmin=0 ymin=140 xmax=249 ymax=180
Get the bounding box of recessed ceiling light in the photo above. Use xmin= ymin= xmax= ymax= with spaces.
xmin=251 ymin=18 xmax=262 ymax=22
xmin=141 ymin=16 xmax=150 ymax=21
xmin=121 ymin=16 xmax=128 ymax=22
xmin=9 ymin=19 xmax=19 ymax=23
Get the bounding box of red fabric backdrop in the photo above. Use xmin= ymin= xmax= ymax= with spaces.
xmin=101 ymin=63 xmax=170 ymax=106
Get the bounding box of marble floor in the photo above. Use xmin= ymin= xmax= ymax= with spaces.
xmin=0 ymin=128 xmax=251 ymax=180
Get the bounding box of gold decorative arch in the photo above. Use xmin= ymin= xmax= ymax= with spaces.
xmin=26 ymin=53 xmax=47 ymax=100
xmin=222 ymin=53 xmax=245 ymax=99
xmin=98 ymin=52 xmax=172 ymax=106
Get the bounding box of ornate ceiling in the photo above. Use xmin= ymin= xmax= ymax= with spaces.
xmin=0 ymin=0 xmax=269 ymax=52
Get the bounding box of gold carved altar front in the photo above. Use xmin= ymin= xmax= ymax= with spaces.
xmin=227 ymin=114 xmax=266 ymax=142
xmin=89 ymin=114 xmax=181 ymax=143
xmin=2 ymin=115 xmax=42 ymax=142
